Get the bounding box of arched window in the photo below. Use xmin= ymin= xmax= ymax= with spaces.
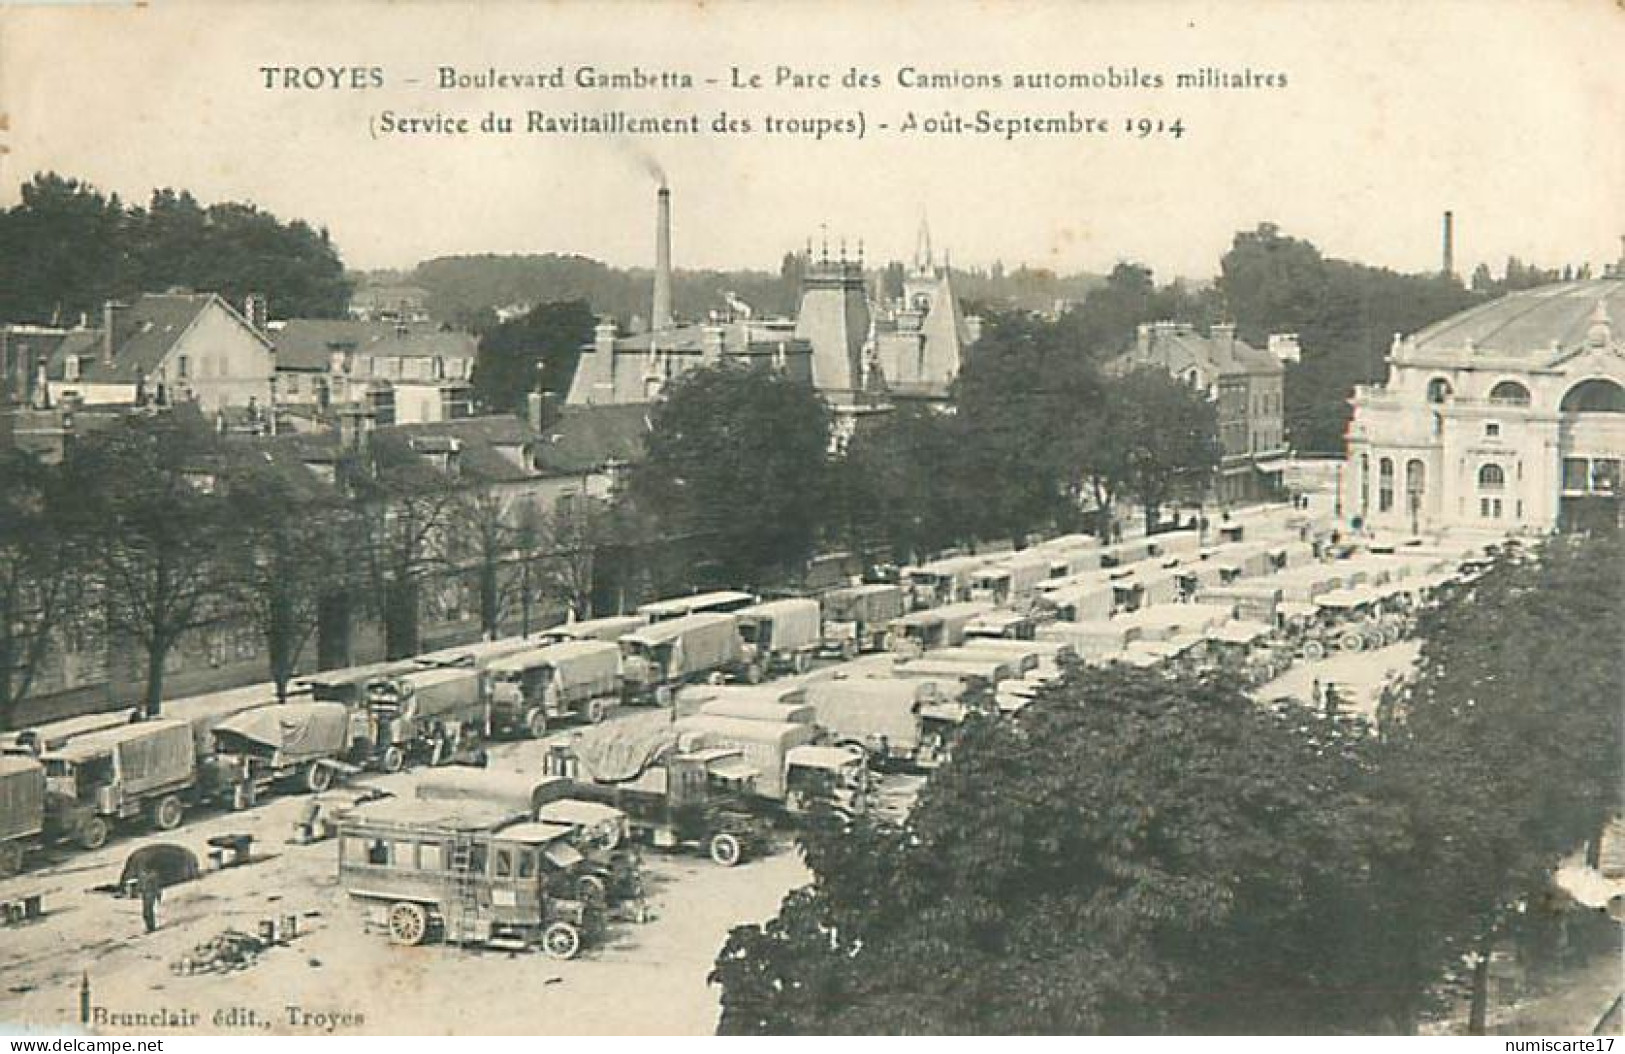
xmin=1406 ymin=459 xmax=1425 ymax=500
xmin=1559 ymin=378 xmax=1625 ymax=413
xmin=1478 ymin=463 xmax=1506 ymax=491
xmin=1378 ymin=457 xmax=1395 ymax=512
xmin=1427 ymin=377 xmax=1453 ymax=404
xmin=1489 ymin=380 xmax=1531 ymax=406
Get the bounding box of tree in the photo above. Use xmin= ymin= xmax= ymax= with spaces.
xmin=471 ymin=299 xmax=595 ymax=413
xmin=223 ymin=462 xmax=354 ymax=701
xmin=69 ymin=414 xmax=231 ymax=716
xmin=0 ymin=450 xmax=89 ymax=727
xmin=714 ymin=667 xmax=1431 ymax=1034
xmin=1108 ymin=367 xmax=1220 ymax=529
xmin=0 ymin=173 xmax=131 ymax=324
xmin=347 ymin=447 xmax=459 ymax=660
xmin=629 ymin=363 xmax=832 ymax=589
xmin=1378 ymin=535 xmax=1624 ymax=1032
xmin=835 ymin=405 xmax=966 ymax=565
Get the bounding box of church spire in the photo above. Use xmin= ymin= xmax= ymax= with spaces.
xmin=915 ymin=213 xmax=934 ymax=273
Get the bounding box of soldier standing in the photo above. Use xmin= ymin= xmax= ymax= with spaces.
xmin=136 ymin=867 xmax=162 ymax=933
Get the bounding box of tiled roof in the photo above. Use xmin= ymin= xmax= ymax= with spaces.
xmin=534 ymin=404 xmax=650 ymax=474
xmin=274 ymin=319 xmax=477 ymax=371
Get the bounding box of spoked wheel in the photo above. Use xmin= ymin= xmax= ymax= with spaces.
xmin=708 ymin=832 xmax=743 ymax=867
xmin=380 ymin=746 xmax=406 ymax=773
xmin=585 ymin=698 xmax=609 ymax=725
xmin=1301 ymin=639 xmax=1326 ymax=662
xmin=542 ymin=921 xmax=582 ymax=960
xmin=525 ymin=710 xmax=549 ymax=739
xmin=305 ymin=762 xmax=334 ymax=794
xmin=387 ymin=901 xmax=429 ymax=946
xmin=151 ymin=793 xmax=185 ymax=831
xmin=1339 ymin=631 xmax=1365 ymax=653
xmin=77 ymin=816 xmax=110 ymax=851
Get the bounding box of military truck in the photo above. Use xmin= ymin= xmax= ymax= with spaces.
xmin=0 ymin=755 xmax=45 ymax=876
xmin=210 ymin=701 xmax=355 ymax=809
xmin=887 ymin=601 xmax=995 ymax=657
xmin=535 ymin=615 xmax=646 ymax=646
xmin=543 ymin=725 xmax=772 ymax=867
xmin=41 ymin=719 xmax=196 ymax=850
xmin=361 ymin=666 xmax=488 ymax=772
xmin=968 ymin=556 xmax=1052 ymax=607
xmin=338 ymin=797 xmax=599 ymax=958
xmin=802 ymin=678 xmax=968 ymax=769
xmin=484 ymin=640 xmax=623 ymax=738
xmin=901 ymin=555 xmax=989 ymax=610
xmin=819 ymin=583 xmax=906 ymax=659
xmin=733 ymin=597 xmax=823 ymax=677
xmin=694 ymin=687 xmax=816 ymax=726
xmin=636 ymin=590 xmax=757 ymax=624
xmin=619 ymin=613 xmax=745 ymax=705
xmin=670 ymin=714 xmax=869 ymax=816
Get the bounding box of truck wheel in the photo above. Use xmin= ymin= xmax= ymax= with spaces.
xmin=77 ymin=816 xmax=110 ymax=851
xmin=305 ymin=762 xmax=334 ymax=794
xmin=576 ymin=874 xmax=607 ymax=904
xmin=1302 ymin=639 xmax=1326 ymax=661
xmin=0 ymin=841 xmax=23 ymax=878
xmin=708 ymin=832 xmax=743 ymax=867
xmin=840 ymin=638 xmax=858 ymax=661
xmin=387 ymin=901 xmax=428 ymax=946
xmin=1339 ymin=631 xmax=1365 ymax=653
xmin=525 ymin=710 xmax=548 ymax=739
xmin=151 ymin=794 xmax=185 ymax=831
xmin=585 ymin=698 xmax=609 ymax=725
xmin=744 ymin=664 xmax=763 ymax=685
xmin=541 ymin=921 xmax=582 ymax=960
xmin=380 ymin=746 xmax=406 ymax=774
xmin=793 ymin=652 xmax=811 ymax=674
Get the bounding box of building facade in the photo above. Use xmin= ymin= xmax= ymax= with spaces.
xmin=1113 ymin=321 xmax=1294 ymax=503
xmin=1344 ymin=276 xmax=1625 ymax=535
xmin=271 ymin=319 xmax=476 ymax=424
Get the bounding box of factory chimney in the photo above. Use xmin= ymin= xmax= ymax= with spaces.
xmin=652 ymin=184 xmax=673 ymax=332
xmin=1441 ymin=211 xmax=1455 ymax=278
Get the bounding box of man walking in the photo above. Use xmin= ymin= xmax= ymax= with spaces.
xmin=136 ymin=867 xmax=162 ymax=934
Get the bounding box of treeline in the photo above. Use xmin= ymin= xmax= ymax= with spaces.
xmin=618 ymin=311 xmax=1220 ymax=594
xmin=0 ymin=173 xmax=351 ymax=324
xmin=713 ymin=533 xmax=1623 ymax=1034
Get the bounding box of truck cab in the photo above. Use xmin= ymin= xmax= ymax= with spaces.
xmin=41 ymin=719 xmax=195 ymax=849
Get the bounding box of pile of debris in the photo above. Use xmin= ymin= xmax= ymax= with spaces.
xmin=170 ymin=929 xmax=270 ymax=976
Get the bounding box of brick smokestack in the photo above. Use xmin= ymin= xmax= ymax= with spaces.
xmin=1442 ymin=210 xmax=1454 ymax=278
xmin=652 ymin=184 xmax=673 ymax=332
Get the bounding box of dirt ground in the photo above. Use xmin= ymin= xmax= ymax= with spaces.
xmin=0 ymin=723 xmax=813 ymax=1037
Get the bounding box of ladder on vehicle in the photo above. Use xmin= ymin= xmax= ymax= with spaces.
xmin=447 ymin=835 xmax=480 ymax=943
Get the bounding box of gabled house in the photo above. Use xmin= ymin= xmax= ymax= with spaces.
xmin=43 ymin=294 xmax=274 ymax=414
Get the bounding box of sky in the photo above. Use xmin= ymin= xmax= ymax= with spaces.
xmin=1 ymin=0 xmax=1621 ymax=281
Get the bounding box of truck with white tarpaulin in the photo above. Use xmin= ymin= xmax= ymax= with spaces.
xmin=484 ymin=640 xmax=622 ymax=738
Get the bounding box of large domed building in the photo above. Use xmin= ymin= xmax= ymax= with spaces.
xmin=1343 ymin=274 xmax=1625 ymax=534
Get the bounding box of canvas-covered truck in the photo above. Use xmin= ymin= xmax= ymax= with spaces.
xmin=40 ymin=719 xmax=196 ymax=850
xmin=301 ymin=659 xmax=422 ymax=709
xmin=338 ymin=797 xmax=600 ymax=958
xmin=671 ymin=715 xmax=869 ymax=816
xmin=536 ymin=615 xmax=646 ymax=646
xmin=901 ymin=555 xmax=988 ymax=610
xmin=485 ymin=640 xmax=623 ymax=738
xmin=619 ymin=613 xmax=745 ymax=705
xmin=361 ymin=667 xmax=488 ymax=772
xmin=888 ymin=601 xmax=995 ymax=657
xmin=3 ymin=709 xmax=139 ymax=758
xmin=210 ymin=701 xmax=354 ymax=809
xmin=695 ymin=691 xmax=816 ymax=726
xmin=542 ymin=725 xmax=772 ymax=867
xmin=963 ymin=610 xmax=1037 ymax=642
xmin=0 ymin=755 xmax=46 ymax=876
xmin=733 ymin=598 xmax=823 ymax=678
xmin=636 ymin=591 xmax=757 ymax=624
xmin=802 ymin=678 xmax=967 ymax=769
xmin=819 ymin=583 xmax=906 ymax=659
xmin=892 ymin=655 xmax=1015 ymax=692
xmin=968 ymin=556 xmax=1052 ymax=607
